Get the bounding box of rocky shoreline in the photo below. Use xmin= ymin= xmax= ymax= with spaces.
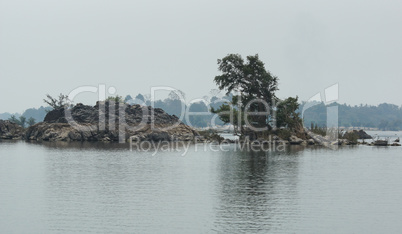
xmin=194 ymin=129 xmax=401 ymax=147
xmin=0 ymin=102 xmax=400 ymax=147
xmin=0 ymin=102 xmax=199 ymax=143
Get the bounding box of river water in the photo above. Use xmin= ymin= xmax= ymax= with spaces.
xmin=1 ymin=131 xmax=402 ymax=233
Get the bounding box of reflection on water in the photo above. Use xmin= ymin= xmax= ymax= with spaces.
xmin=214 ymin=148 xmax=301 ymax=232
xmin=29 ymin=140 xmax=131 ymax=151
xmin=1 ymin=139 xmax=402 ymax=233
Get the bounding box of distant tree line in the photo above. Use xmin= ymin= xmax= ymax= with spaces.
xmin=8 ymin=115 xmax=36 ymax=128
xmin=4 ymin=106 xmax=51 ymax=128
xmin=301 ymin=102 xmax=402 ymax=130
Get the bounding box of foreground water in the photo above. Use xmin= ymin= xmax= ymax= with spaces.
xmin=1 ymin=135 xmax=402 ymax=233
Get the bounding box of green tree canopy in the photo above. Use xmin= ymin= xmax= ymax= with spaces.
xmin=212 ymin=54 xmax=279 ymax=132
xmin=276 ymin=96 xmax=302 ymax=130
xmin=106 ymin=95 xmax=124 ymax=103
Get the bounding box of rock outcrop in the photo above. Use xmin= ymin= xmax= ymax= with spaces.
xmin=0 ymin=120 xmax=25 ymax=139
xmin=307 ymin=139 xmax=315 ymax=145
xmin=289 ymin=135 xmax=304 ymax=145
xmin=25 ymin=102 xmax=199 ymax=142
xmin=343 ymin=130 xmax=372 ymax=140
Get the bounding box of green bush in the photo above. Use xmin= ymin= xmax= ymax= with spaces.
xmin=277 ymin=129 xmax=292 ymax=140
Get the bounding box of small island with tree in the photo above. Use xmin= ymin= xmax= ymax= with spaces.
xmin=0 ymin=54 xmax=396 ymax=147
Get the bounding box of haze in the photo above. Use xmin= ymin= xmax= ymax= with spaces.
xmin=1 ymin=0 xmax=401 ymax=113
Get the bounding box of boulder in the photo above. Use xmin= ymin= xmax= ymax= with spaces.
xmin=344 ymin=130 xmax=372 ymax=139
xmin=338 ymin=139 xmax=352 ymax=145
xmin=356 ymin=130 xmax=372 ymax=139
xmin=0 ymin=120 xmax=25 ymax=139
xmin=272 ymin=135 xmax=280 ymax=141
xmin=289 ymin=135 xmax=304 ymax=145
xmin=306 ymin=132 xmax=334 ymax=146
xmin=146 ymin=131 xmax=172 ymax=142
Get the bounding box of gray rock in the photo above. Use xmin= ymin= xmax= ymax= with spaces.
xmin=26 ymin=101 xmax=198 ymax=142
xmin=344 ymin=130 xmax=372 ymax=139
xmin=0 ymin=120 xmax=25 ymax=139
xmin=289 ymin=135 xmax=304 ymax=145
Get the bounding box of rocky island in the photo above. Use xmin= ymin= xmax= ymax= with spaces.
xmin=25 ymin=101 xmax=199 ymax=142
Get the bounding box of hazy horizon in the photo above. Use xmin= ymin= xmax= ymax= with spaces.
xmin=1 ymin=0 xmax=401 ymax=113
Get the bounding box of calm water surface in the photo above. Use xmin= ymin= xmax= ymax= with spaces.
xmin=1 ymin=133 xmax=402 ymax=233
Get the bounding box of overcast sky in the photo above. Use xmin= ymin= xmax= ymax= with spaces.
xmin=1 ymin=0 xmax=401 ymax=113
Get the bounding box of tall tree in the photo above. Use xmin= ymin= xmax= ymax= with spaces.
xmin=212 ymin=54 xmax=279 ymax=133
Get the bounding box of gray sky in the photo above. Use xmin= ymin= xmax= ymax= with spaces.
xmin=1 ymin=0 xmax=401 ymax=113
